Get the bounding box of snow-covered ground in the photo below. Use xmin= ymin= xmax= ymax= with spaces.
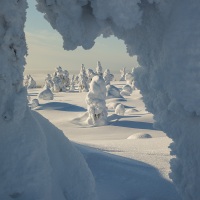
xmin=28 ymin=81 xmax=181 ymax=200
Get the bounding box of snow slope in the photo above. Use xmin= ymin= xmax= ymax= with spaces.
xmin=29 ymin=81 xmax=181 ymax=200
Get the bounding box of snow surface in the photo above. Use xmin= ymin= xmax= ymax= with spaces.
xmin=28 ymin=81 xmax=180 ymax=200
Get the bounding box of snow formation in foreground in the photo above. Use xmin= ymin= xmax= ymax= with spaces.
xmin=36 ymin=0 xmax=200 ymax=199
xmin=0 ymin=1 xmax=96 ymax=199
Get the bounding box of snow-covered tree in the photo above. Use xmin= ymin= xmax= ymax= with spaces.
xmin=63 ymin=70 xmax=70 ymax=88
xmin=74 ymin=75 xmax=79 ymax=84
xmin=24 ymin=75 xmax=37 ymax=89
xmin=44 ymin=74 xmax=54 ymax=89
xmin=86 ymin=76 xmax=107 ymax=126
xmin=96 ymin=61 xmax=103 ymax=77
xmin=125 ymin=72 xmax=134 ymax=86
xmin=70 ymin=75 xmax=76 ymax=91
xmin=103 ymin=69 xmax=114 ymax=85
xmin=120 ymin=67 xmax=126 ymax=81
xmin=120 ymin=85 xmax=133 ymax=96
xmin=87 ymin=68 xmax=95 ymax=83
xmin=50 ymin=66 xmax=70 ymax=92
xmin=38 ymin=84 xmax=54 ymax=100
xmin=52 ymin=72 xmax=62 ymax=92
xmin=78 ymin=64 xmax=89 ymax=92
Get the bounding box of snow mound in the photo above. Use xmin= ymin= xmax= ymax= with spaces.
xmin=31 ymin=99 xmax=39 ymax=109
xmin=120 ymin=85 xmax=133 ymax=96
xmin=71 ymin=112 xmax=90 ymax=126
xmin=127 ymin=133 xmax=152 ymax=140
xmin=0 ymin=109 xmax=96 ymax=200
xmin=106 ymin=85 xmax=123 ymax=99
xmin=106 ymin=102 xmax=120 ymax=110
xmin=115 ymin=104 xmax=125 ymax=116
xmin=38 ymin=87 xmax=54 ymax=100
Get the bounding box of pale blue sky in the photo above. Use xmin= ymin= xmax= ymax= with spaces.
xmin=25 ymin=0 xmax=138 ymax=74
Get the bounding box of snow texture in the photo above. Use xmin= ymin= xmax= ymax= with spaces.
xmin=36 ymin=0 xmax=200 ymax=199
xmin=86 ymin=75 xmax=107 ymax=126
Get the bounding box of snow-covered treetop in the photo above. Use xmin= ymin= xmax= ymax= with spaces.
xmin=96 ymin=61 xmax=103 ymax=76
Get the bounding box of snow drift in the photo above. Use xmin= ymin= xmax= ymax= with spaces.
xmin=36 ymin=0 xmax=200 ymax=199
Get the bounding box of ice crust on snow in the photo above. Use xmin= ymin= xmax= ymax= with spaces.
xmin=36 ymin=0 xmax=200 ymax=199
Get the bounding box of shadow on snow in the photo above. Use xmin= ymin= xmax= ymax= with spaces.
xmin=108 ymin=114 xmax=155 ymax=130
xmin=75 ymin=143 xmax=181 ymax=200
xmin=36 ymin=102 xmax=87 ymax=112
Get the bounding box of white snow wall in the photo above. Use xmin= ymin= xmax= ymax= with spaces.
xmin=36 ymin=0 xmax=200 ymax=199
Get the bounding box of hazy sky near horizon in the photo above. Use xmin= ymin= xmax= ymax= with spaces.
xmin=25 ymin=0 xmax=138 ymax=73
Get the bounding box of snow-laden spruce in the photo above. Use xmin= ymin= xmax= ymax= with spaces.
xmin=120 ymin=67 xmax=126 ymax=81
xmin=86 ymin=76 xmax=107 ymax=126
xmin=87 ymin=68 xmax=95 ymax=83
xmin=70 ymin=75 xmax=76 ymax=91
xmin=125 ymin=72 xmax=134 ymax=86
xmin=103 ymin=69 xmax=114 ymax=85
xmin=24 ymin=75 xmax=37 ymax=89
xmin=78 ymin=64 xmax=89 ymax=92
xmin=51 ymin=66 xmax=70 ymax=92
xmin=36 ymin=1 xmax=200 ymax=199
xmin=38 ymin=84 xmax=54 ymax=100
xmin=96 ymin=61 xmax=103 ymax=77
xmin=44 ymin=74 xmax=54 ymax=90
